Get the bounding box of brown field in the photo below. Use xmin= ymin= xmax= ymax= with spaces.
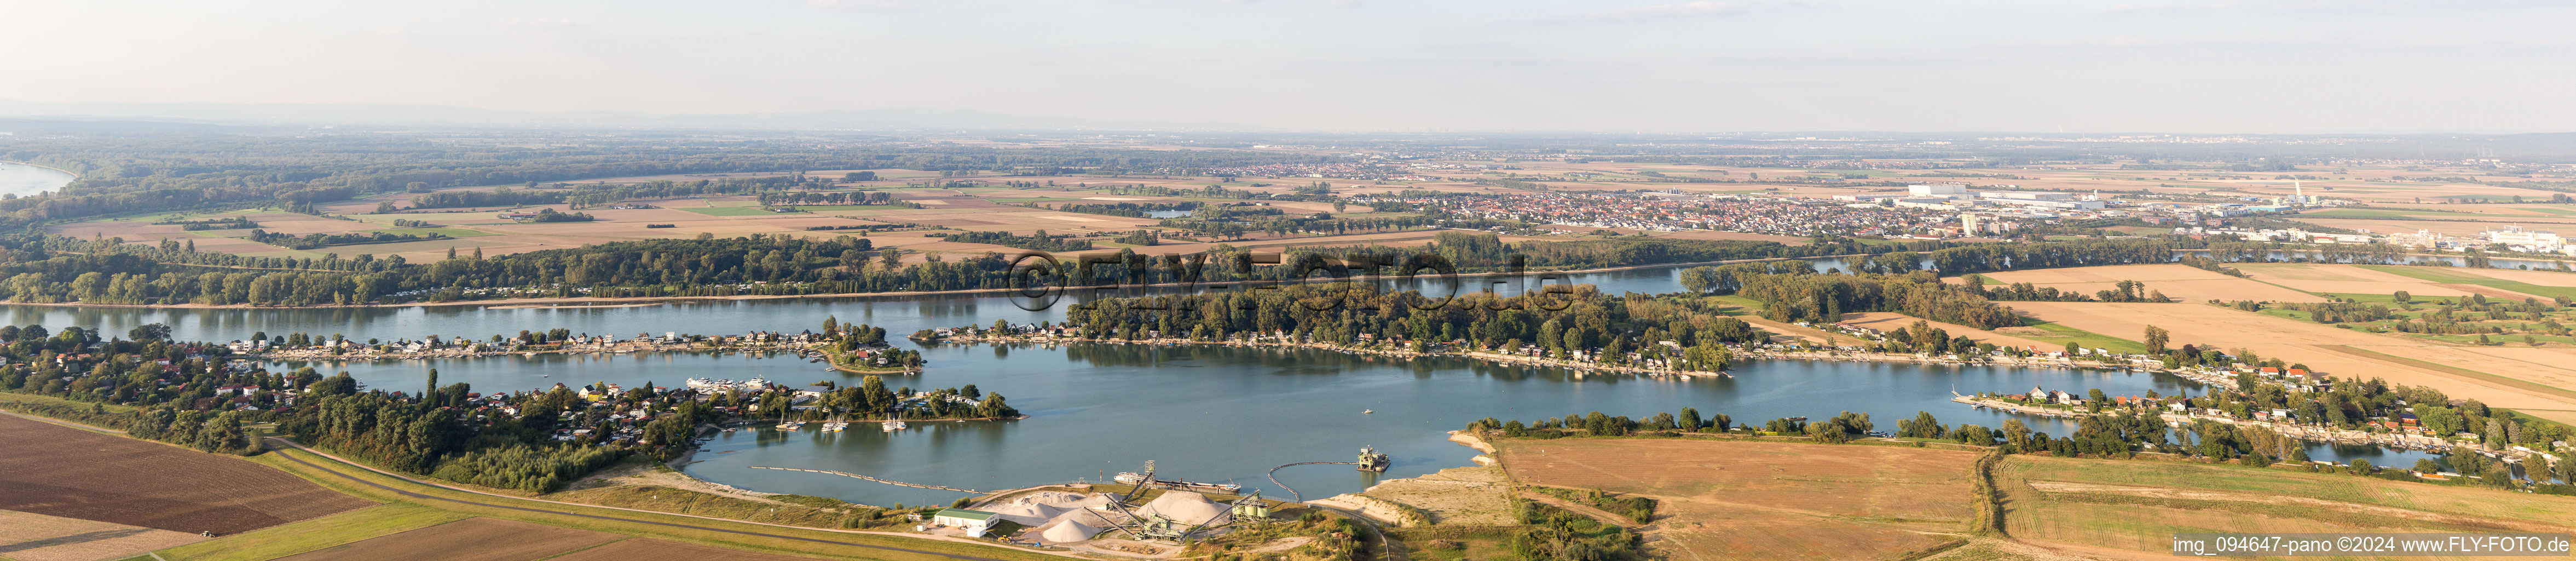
xmin=0 ymin=509 xmax=207 ymax=561
xmin=272 ymin=517 xmax=621 ymax=561
xmin=0 ymin=415 xmax=371 ymax=535
xmin=1495 ymin=438 xmax=1978 ymax=561
xmin=1958 ymin=264 xmax=2325 ymax=303
xmin=2002 ymin=301 xmax=2576 ymax=411
xmin=1996 ymin=455 xmax=2576 ymax=558
xmin=544 ymin=538 xmax=822 ymax=561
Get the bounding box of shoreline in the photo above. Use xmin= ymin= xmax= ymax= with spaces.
xmin=0 ymin=254 xmax=1876 ymax=311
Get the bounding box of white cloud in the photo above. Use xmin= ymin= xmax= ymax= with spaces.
xmin=806 ymin=0 xmax=916 ymax=12
xmin=1585 ymin=1 xmax=1748 ymax=20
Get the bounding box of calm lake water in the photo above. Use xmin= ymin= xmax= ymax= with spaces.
xmin=0 ymin=162 xmax=73 ymax=197
xmin=8 ymin=265 xmax=2440 ymax=505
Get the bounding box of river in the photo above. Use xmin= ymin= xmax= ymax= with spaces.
xmin=0 ymin=162 xmax=73 ymax=198
xmin=3 ymin=265 xmax=2442 ymax=505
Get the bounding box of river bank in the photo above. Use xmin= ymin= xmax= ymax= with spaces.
xmin=1948 ymin=394 xmax=2462 ymax=454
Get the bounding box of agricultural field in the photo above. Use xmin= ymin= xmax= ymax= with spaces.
xmin=1493 ymin=438 xmax=1979 ymax=561
xmin=0 ymin=414 xmax=371 ymax=535
xmin=2001 ymin=301 xmax=2576 ymax=417
xmin=1958 ymin=264 xmax=2325 ymax=303
xmin=545 ymin=538 xmax=825 ymax=561
xmin=0 ymin=509 xmax=207 ymax=561
xmin=1994 ymin=455 xmax=2576 ymax=558
xmin=2231 ymin=263 xmax=2510 ymax=300
xmin=270 ymin=517 xmax=621 ymax=561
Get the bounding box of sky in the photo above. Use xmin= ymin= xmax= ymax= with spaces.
xmin=4 ymin=0 xmax=2572 ymax=133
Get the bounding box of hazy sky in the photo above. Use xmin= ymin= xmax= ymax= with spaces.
xmin=7 ymin=0 xmax=2571 ymax=133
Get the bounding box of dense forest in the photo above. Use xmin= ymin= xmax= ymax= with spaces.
xmin=1677 ymin=262 xmax=2026 ymax=329
xmin=245 ymin=228 xmax=450 ymax=250
xmin=1056 ymin=284 xmax=1755 ymax=370
xmin=937 ymin=230 xmax=1094 ymax=251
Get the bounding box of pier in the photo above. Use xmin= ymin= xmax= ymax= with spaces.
xmin=750 ymin=466 xmax=989 ymax=494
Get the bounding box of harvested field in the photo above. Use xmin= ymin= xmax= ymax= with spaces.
xmin=1996 ymin=455 xmax=2576 ymax=557
xmin=0 ymin=509 xmax=206 ymax=561
xmin=545 ymin=538 xmax=822 ymax=561
xmin=272 ymin=517 xmax=621 ymax=561
xmin=1957 ymin=264 xmax=2323 ymax=303
xmin=2334 ymin=345 xmax=2576 ymax=398
xmin=0 ymin=415 xmax=370 ymax=535
xmin=2232 ymin=263 xmax=2494 ymax=299
xmin=1495 ymin=438 xmax=1978 ymax=561
xmin=2003 ymin=301 xmax=2576 ymax=411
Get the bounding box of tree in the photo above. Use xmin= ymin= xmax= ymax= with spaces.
xmin=126 ymin=323 xmax=172 ymax=341
xmin=2143 ymin=325 xmax=2169 ymax=356
xmin=2393 ymin=290 xmax=2411 ymax=304
xmin=1896 ymin=411 xmax=1944 ymax=438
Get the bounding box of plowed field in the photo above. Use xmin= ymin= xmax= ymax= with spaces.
xmin=0 ymin=414 xmax=369 ymax=535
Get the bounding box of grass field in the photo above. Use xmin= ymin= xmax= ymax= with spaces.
xmin=1494 ymin=437 xmax=1979 ymax=561
xmin=363 ymin=227 xmax=492 ymax=237
xmin=270 ymin=517 xmax=622 ymax=561
xmin=215 ymin=445 xmax=1061 ymax=561
xmin=157 ymin=504 xmax=465 ymax=561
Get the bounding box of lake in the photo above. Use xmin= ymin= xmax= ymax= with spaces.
xmin=5 ymin=265 xmax=2442 ymax=505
